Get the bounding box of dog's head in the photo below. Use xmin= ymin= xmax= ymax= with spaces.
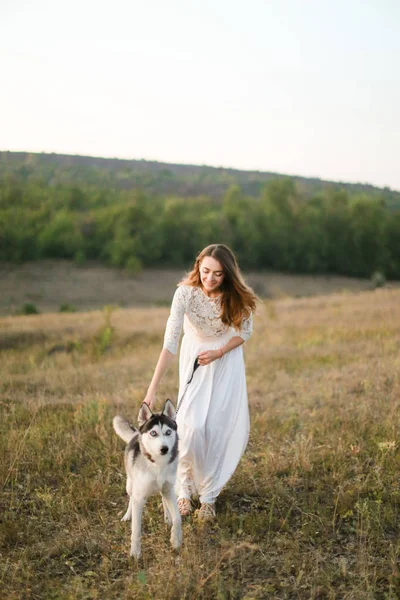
xmin=138 ymin=400 xmax=178 ymax=461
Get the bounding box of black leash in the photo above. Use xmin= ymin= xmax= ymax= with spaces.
xmin=175 ymin=357 xmax=200 ymax=416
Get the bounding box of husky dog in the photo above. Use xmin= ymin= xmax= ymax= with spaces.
xmin=113 ymin=400 xmax=182 ymax=558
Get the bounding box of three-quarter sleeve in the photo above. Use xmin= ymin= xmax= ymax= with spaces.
xmin=163 ymin=286 xmax=188 ymax=354
xmin=238 ymin=312 xmax=253 ymax=342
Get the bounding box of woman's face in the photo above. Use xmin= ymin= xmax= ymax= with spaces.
xmin=199 ymin=256 xmax=225 ymax=295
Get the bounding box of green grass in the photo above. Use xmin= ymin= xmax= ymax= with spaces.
xmin=1 ymin=289 xmax=400 ymax=598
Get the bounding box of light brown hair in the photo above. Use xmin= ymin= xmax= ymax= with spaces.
xmin=180 ymin=244 xmax=257 ymax=330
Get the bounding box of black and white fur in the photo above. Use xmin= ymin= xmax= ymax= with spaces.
xmin=113 ymin=400 xmax=182 ymax=558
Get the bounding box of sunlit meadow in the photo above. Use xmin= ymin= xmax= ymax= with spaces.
xmin=1 ymin=288 xmax=400 ymax=599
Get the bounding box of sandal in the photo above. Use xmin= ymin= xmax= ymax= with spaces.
xmin=195 ymin=503 xmax=216 ymax=522
xmin=177 ymin=497 xmax=193 ymax=516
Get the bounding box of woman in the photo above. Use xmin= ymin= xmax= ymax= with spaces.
xmin=144 ymin=244 xmax=256 ymax=521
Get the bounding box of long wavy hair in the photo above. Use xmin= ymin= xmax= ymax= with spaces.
xmin=180 ymin=244 xmax=257 ymax=330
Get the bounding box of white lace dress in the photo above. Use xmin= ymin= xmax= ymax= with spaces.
xmin=163 ymin=285 xmax=253 ymax=504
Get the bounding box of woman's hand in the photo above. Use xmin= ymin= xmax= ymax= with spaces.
xmin=143 ymin=390 xmax=156 ymax=410
xmin=143 ymin=348 xmax=175 ymax=412
xmin=197 ymin=349 xmax=223 ymax=366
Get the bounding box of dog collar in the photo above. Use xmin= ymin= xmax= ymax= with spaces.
xmin=143 ymin=450 xmax=155 ymax=464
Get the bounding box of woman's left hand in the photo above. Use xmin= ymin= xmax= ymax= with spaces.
xmin=197 ymin=349 xmax=222 ymax=366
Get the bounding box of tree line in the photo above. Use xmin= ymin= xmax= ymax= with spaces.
xmin=1 ymin=177 xmax=399 ymax=279
xmin=2 ymin=151 xmax=399 ymax=207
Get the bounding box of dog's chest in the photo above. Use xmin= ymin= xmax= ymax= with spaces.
xmin=134 ymin=471 xmax=173 ymax=496
xmin=133 ymin=460 xmax=176 ymax=496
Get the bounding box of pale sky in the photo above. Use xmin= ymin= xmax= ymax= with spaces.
xmin=1 ymin=0 xmax=399 ymax=190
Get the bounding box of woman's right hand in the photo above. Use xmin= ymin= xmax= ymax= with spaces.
xmin=142 ymin=348 xmax=175 ymax=412
xmin=143 ymin=390 xmax=156 ymax=410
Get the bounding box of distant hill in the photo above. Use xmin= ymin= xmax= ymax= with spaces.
xmin=1 ymin=151 xmax=399 ymax=208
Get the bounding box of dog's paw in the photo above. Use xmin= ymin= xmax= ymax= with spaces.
xmin=170 ymin=524 xmax=182 ymax=549
xmin=121 ymin=512 xmax=131 ymax=522
xmin=130 ymin=542 xmax=141 ymax=558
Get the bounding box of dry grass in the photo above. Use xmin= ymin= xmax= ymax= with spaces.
xmin=0 ymin=260 xmax=390 ymax=316
xmin=1 ymin=288 xmax=400 ymax=599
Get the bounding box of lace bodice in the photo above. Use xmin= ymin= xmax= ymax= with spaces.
xmin=163 ymin=285 xmax=253 ymax=354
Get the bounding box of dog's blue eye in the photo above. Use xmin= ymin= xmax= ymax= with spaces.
xmin=165 ymin=430 xmax=171 ymax=436
xmin=150 ymin=431 xmax=157 ymax=437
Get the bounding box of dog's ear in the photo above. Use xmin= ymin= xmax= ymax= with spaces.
xmin=138 ymin=402 xmax=153 ymax=426
xmin=162 ymin=399 xmax=176 ymax=421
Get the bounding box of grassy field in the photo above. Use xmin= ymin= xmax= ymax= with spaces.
xmin=1 ymin=288 xmax=400 ymax=599
xmin=0 ymin=260 xmax=389 ymax=316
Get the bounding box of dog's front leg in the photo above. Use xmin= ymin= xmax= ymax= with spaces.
xmin=130 ymin=497 xmax=145 ymax=558
xmin=161 ymin=493 xmax=172 ymax=525
xmin=162 ymin=483 xmax=182 ymax=550
xmin=121 ymin=495 xmax=132 ymax=522
xmin=122 ymin=474 xmax=133 ymax=521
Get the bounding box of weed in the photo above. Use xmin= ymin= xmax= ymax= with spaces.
xmin=92 ymin=306 xmax=115 ymax=357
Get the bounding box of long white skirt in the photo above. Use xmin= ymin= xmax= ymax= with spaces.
xmin=175 ymin=321 xmax=250 ymax=504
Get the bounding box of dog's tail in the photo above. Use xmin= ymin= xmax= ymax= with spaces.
xmin=113 ymin=416 xmax=137 ymax=443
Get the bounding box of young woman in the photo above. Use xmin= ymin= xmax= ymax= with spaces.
xmin=144 ymin=244 xmax=257 ymax=520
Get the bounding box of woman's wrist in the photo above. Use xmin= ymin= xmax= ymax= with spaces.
xmin=219 ymin=347 xmax=224 ymax=358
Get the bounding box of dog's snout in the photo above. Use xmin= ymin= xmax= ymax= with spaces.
xmin=160 ymin=446 xmax=169 ymax=455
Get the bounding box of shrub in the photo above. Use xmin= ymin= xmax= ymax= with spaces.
xmin=59 ymin=304 xmax=77 ymax=313
xmin=20 ymin=302 xmax=40 ymax=315
xmin=371 ymin=271 xmax=386 ymax=288
xmin=125 ymin=256 xmax=142 ymax=273
xmin=74 ymin=250 xmax=86 ymax=265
